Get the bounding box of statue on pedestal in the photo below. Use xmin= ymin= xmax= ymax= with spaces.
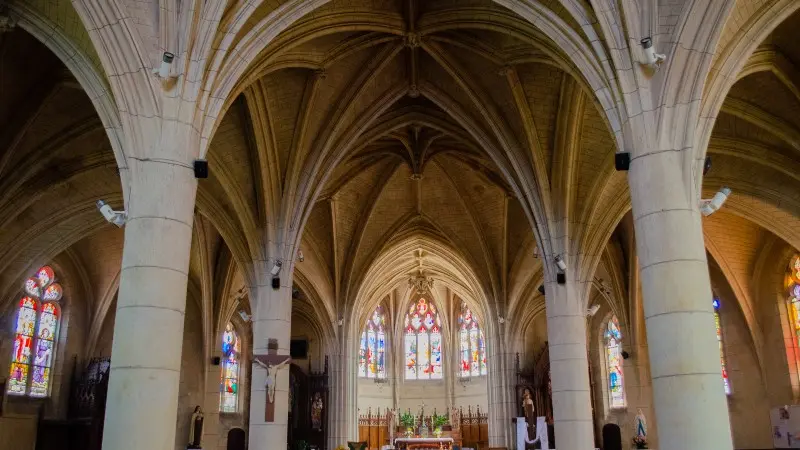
xmin=188 ymin=406 xmax=204 ymax=449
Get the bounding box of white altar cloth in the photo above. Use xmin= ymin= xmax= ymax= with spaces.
xmin=393 ymin=437 xmax=454 ymax=448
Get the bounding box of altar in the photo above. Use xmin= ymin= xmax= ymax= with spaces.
xmin=393 ymin=437 xmax=454 ymax=449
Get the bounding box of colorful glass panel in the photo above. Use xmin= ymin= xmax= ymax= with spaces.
xmin=790 ymin=256 xmax=800 ymax=362
xmin=358 ymin=306 xmax=387 ymax=379
xmin=404 ymin=298 xmax=444 ymax=380
xmin=458 ymin=303 xmax=487 ymax=377
xmin=605 ymin=316 xmax=625 ymax=408
xmin=8 ymin=265 xmax=62 ymax=397
xmin=220 ymin=323 xmax=240 ymax=413
xmin=713 ymin=300 xmax=732 ymax=395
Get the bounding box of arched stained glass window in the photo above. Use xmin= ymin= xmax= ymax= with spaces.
xmin=712 ymin=299 xmax=732 ymax=395
xmin=458 ymin=303 xmax=486 ymax=377
xmin=404 ymin=298 xmax=443 ymax=380
xmin=358 ymin=306 xmax=386 ymax=378
xmin=604 ymin=316 xmax=625 ymax=408
xmin=220 ymin=323 xmax=240 ymax=413
xmin=8 ymin=265 xmax=62 ymax=397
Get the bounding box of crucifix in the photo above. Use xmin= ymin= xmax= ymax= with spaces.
xmin=254 ymin=338 xmax=291 ymax=423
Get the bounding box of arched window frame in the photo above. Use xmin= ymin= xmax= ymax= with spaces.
xmin=604 ymin=315 xmax=626 ymax=409
xmin=712 ymin=298 xmax=732 ymax=395
xmin=358 ymin=306 xmax=387 ymax=379
xmin=404 ymin=298 xmax=443 ymax=380
xmin=457 ymin=302 xmax=486 ymax=377
xmin=220 ymin=323 xmax=241 ymax=413
xmin=8 ymin=265 xmax=63 ymax=398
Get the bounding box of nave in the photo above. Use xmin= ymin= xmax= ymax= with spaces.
xmin=0 ymin=1 xmax=800 ymax=450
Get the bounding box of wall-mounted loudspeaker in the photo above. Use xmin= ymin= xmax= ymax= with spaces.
xmin=211 ymin=356 xmax=221 ymax=366
xmin=614 ymin=152 xmax=630 ymax=171
xmin=194 ymin=159 xmax=209 ymax=178
xmin=621 ymin=351 xmax=630 ymax=360
xmin=271 ymin=276 xmax=280 ymax=290
xmin=538 ymin=285 xmax=545 ymax=295
xmin=556 ymin=273 xmax=566 ymax=285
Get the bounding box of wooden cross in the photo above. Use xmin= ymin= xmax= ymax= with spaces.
xmin=254 ymin=338 xmax=291 ymax=423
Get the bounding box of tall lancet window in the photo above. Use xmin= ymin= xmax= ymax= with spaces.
xmin=604 ymin=315 xmax=625 ymax=408
xmin=404 ymin=298 xmax=443 ymax=380
xmin=358 ymin=306 xmax=387 ymax=378
xmin=458 ymin=302 xmax=486 ymax=377
xmin=789 ymin=255 xmax=800 ymax=352
xmin=8 ymin=265 xmax=63 ymax=397
xmin=220 ymin=323 xmax=240 ymax=413
xmin=712 ymin=299 xmax=732 ymax=394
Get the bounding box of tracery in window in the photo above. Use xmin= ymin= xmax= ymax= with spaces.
xmin=404 ymin=298 xmax=442 ymax=380
xmin=458 ymin=303 xmax=486 ymax=377
xmin=604 ymin=315 xmax=625 ymax=408
xmin=712 ymin=299 xmax=732 ymax=395
xmin=358 ymin=306 xmax=386 ymax=378
xmin=8 ymin=266 xmax=62 ymax=397
xmin=220 ymin=323 xmax=240 ymax=413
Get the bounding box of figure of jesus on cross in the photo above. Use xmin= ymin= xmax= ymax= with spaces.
xmin=254 ymin=338 xmax=291 ymax=422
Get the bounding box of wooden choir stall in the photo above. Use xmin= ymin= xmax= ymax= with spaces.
xmin=357 ymin=406 xmax=488 ymax=450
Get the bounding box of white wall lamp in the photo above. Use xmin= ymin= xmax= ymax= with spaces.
xmin=640 ymin=37 xmax=666 ymax=68
xmin=700 ymin=187 xmax=731 ymax=216
xmin=96 ymin=200 xmax=127 ymax=227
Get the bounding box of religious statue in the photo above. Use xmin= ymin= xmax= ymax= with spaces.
xmin=634 ymin=408 xmax=647 ymax=438
xmin=187 ymin=406 xmax=204 ymax=449
xmin=521 ymin=388 xmax=535 ymax=424
xmin=311 ymin=392 xmax=324 ymax=431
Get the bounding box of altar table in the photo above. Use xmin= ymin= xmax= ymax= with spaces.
xmin=393 ymin=437 xmax=454 ymax=449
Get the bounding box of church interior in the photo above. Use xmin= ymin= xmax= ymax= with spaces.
xmin=0 ymin=1 xmax=799 ymax=450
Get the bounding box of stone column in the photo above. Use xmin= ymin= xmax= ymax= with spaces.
xmin=203 ymin=346 xmax=223 ymax=450
xmin=545 ymin=279 xmax=594 ymax=449
xmin=628 ymin=150 xmax=733 ymax=449
xmin=101 ymin=157 xmax=198 ymax=450
xmin=248 ymin=269 xmax=293 ymax=450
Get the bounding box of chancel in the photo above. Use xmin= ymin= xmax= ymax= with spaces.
xmin=0 ymin=1 xmax=798 ymax=450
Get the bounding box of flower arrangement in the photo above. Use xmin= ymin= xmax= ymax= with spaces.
xmin=632 ymin=436 xmax=648 ymax=449
xmin=334 ymin=446 xmax=346 ymax=450
xmin=399 ymin=412 xmax=416 ymax=428
xmin=432 ymin=413 xmax=448 ymax=437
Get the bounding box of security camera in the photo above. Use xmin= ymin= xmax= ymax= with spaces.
xmin=640 ymin=37 xmax=666 ymax=67
xmin=238 ymin=310 xmax=251 ymax=322
xmin=554 ymin=255 xmax=567 ymax=272
xmin=96 ymin=200 xmax=127 ymax=227
xmin=587 ymin=304 xmax=600 ymax=317
xmin=700 ymin=187 xmax=731 ymax=216
xmin=270 ymin=260 xmax=283 ymax=276
xmin=155 ymin=52 xmax=174 ymax=78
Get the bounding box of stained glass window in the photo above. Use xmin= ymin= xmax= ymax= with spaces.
xmin=8 ymin=265 xmax=62 ymax=397
xmin=220 ymin=323 xmax=240 ymax=413
xmin=604 ymin=316 xmax=625 ymax=408
xmin=712 ymin=299 xmax=732 ymax=395
xmin=788 ymin=256 xmax=800 ymax=376
xmin=458 ymin=302 xmax=486 ymax=377
xmin=358 ymin=306 xmax=387 ymax=378
xmin=404 ymin=298 xmax=443 ymax=380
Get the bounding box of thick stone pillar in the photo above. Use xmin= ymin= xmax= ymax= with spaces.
xmin=203 ymin=346 xmax=223 ymax=450
xmin=545 ymin=279 xmax=594 ymax=449
xmin=629 ymin=150 xmax=733 ymax=449
xmin=102 ymin=157 xmax=198 ymax=450
xmin=248 ymin=271 xmax=293 ymax=450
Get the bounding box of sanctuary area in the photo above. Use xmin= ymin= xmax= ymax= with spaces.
xmin=0 ymin=1 xmax=799 ymax=450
